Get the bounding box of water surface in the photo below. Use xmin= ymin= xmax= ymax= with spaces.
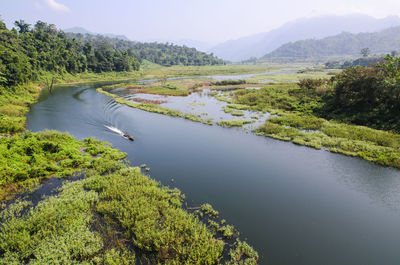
xmin=27 ymin=83 xmax=400 ymax=265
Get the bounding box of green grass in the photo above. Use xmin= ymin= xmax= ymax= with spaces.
xmin=0 ymin=83 xmax=41 ymax=134
xmin=136 ymin=85 xmax=189 ymax=96
xmin=256 ymin=113 xmax=400 ymax=168
xmin=103 ymin=78 xmax=211 ymax=97
xmin=226 ymin=104 xmax=249 ymax=110
xmin=248 ymin=68 xmax=340 ymax=83
xmin=227 ymin=239 xmax=259 ymax=265
xmin=201 ymin=203 xmax=219 ymax=218
xmin=218 ymin=225 xmax=236 ymax=239
xmin=230 ymin=81 xmax=400 ymax=168
xmin=0 ymin=131 xmax=258 ymax=264
xmin=234 ymin=83 xmax=306 ymax=113
xmin=214 ymin=94 xmax=233 ymax=103
xmin=140 ymin=64 xmax=273 ymax=79
xmin=0 ymin=64 xmax=280 ymax=134
xmin=0 ymin=66 xmax=270 ymax=264
xmin=97 ymin=88 xmax=213 ymax=125
xmin=23 ymin=64 xmax=270 ymax=93
xmin=212 ymin=79 xmax=246 ymax=86
xmin=217 ymin=120 xmax=253 ymax=128
xmin=0 ymin=130 xmax=125 ymax=201
xmin=223 ymin=107 xmax=245 ymax=116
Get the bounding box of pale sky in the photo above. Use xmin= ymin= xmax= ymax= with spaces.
xmin=1 ymin=0 xmax=400 ymax=43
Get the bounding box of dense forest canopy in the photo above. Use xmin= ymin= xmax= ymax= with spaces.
xmin=0 ymin=18 xmax=141 ymax=89
xmin=67 ymin=32 xmax=224 ymax=67
xmin=0 ymin=17 xmax=224 ymax=91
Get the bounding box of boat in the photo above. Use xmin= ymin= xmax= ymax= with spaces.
xmin=123 ymin=133 xmax=134 ymax=141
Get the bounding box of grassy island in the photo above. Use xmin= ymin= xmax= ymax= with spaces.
xmin=0 ymin=131 xmax=258 ymax=264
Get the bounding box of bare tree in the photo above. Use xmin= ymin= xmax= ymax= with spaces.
xmin=361 ymin=48 xmax=370 ymax=57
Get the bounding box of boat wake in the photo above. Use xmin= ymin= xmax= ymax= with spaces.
xmin=104 ymin=125 xmax=124 ymax=136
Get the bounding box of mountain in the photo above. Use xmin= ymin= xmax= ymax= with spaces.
xmin=170 ymin=39 xmax=216 ymax=52
xmin=208 ymin=14 xmax=400 ymax=61
xmin=143 ymin=39 xmax=216 ymax=53
xmin=103 ymin=34 xmax=130 ymax=41
xmin=64 ymin=27 xmax=92 ymax=35
xmin=262 ymin=26 xmax=400 ymax=61
xmin=64 ymin=27 xmax=130 ymax=41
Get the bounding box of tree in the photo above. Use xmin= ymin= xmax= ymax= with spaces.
xmin=361 ymin=47 xmax=370 ymax=57
xmin=14 ymin=20 xmax=31 ymax=34
xmin=0 ymin=16 xmax=6 ymax=30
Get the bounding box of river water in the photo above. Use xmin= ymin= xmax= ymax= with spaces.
xmin=27 ymin=81 xmax=400 ymax=265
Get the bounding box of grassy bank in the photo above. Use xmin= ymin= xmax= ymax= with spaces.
xmin=140 ymin=64 xmax=273 ymax=79
xmin=0 ymin=83 xmax=41 ymax=134
xmin=228 ymin=85 xmax=400 ymax=168
xmin=46 ymin=64 xmax=273 ymax=88
xmin=102 ymin=78 xmax=212 ymax=97
xmin=0 ymin=65 xmax=269 ymax=264
xmin=97 ymin=88 xmax=213 ymax=125
xmin=248 ymin=68 xmax=340 ymax=83
xmin=0 ymin=131 xmax=258 ymax=264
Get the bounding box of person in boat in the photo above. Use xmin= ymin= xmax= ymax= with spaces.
xmin=123 ymin=133 xmax=134 ymax=141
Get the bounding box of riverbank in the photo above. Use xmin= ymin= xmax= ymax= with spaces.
xmin=0 ymin=66 xmax=264 ymax=264
xmin=0 ymin=64 xmax=272 ymax=135
xmin=24 ymin=83 xmax=400 ymax=265
xmin=92 ymin=66 xmax=400 ymax=169
xmin=94 ymin=69 xmax=400 ymax=169
xmin=0 ymin=83 xmax=41 ymax=134
xmin=40 ymin=64 xmax=273 ymax=88
xmin=0 ymin=131 xmax=258 ymax=264
xmin=227 ymin=83 xmax=400 ymax=169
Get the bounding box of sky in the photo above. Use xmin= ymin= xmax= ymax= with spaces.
xmin=1 ymin=0 xmax=400 ymax=44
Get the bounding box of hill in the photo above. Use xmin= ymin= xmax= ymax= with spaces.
xmin=208 ymin=14 xmax=400 ymax=62
xmin=262 ymin=26 xmax=400 ymax=61
xmin=67 ymin=33 xmax=224 ymax=66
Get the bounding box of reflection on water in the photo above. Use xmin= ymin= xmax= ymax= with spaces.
xmin=26 ymin=82 xmax=400 ymax=265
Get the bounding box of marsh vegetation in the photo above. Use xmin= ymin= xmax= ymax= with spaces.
xmin=2 ymin=15 xmax=400 ymax=264
xmin=0 ymin=131 xmax=259 ymax=264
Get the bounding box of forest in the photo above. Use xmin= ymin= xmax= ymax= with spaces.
xmin=67 ymin=32 xmax=224 ymax=66
xmin=0 ymin=19 xmax=141 ymax=89
xmin=0 ymin=18 xmax=223 ymax=90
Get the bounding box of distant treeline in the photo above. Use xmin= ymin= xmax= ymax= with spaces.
xmin=67 ymin=33 xmax=224 ymax=67
xmin=0 ymin=19 xmax=141 ymax=88
xmin=263 ymin=26 xmax=400 ymax=61
xmin=325 ymin=56 xmax=385 ymax=69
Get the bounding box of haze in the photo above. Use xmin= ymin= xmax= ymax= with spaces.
xmin=1 ymin=0 xmax=400 ymax=43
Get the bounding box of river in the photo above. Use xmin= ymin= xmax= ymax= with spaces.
xmin=27 ymin=80 xmax=400 ymax=265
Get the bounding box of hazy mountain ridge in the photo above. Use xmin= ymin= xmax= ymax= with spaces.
xmin=208 ymin=14 xmax=400 ymax=61
xmin=263 ymin=26 xmax=400 ymax=60
xmin=169 ymin=39 xmax=216 ymax=53
xmin=64 ymin=26 xmax=130 ymax=41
